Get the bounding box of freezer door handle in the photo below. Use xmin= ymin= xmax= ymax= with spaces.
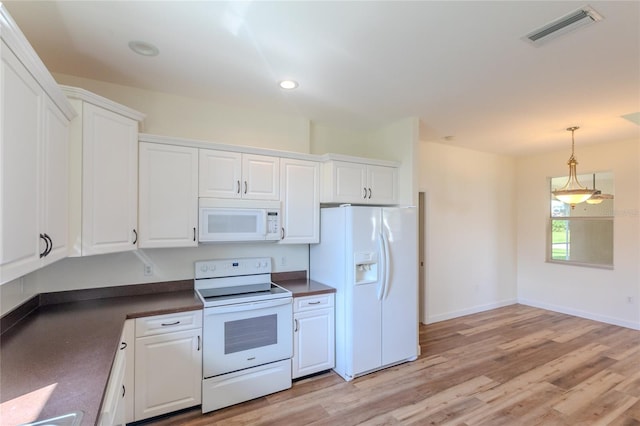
xmin=377 ymin=232 xmax=386 ymax=300
xmin=381 ymin=228 xmax=391 ymax=299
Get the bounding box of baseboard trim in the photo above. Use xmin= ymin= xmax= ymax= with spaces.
xmin=425 ymin=298 xmax=518 ymax=324
xmin=518 ymin=298 xmax=640 ymax=330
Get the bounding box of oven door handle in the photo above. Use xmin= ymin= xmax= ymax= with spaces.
xmin=207 ymin=297 xmax=292 ymax=314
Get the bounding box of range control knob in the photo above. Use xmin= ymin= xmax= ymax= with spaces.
xmin=200 ymin=264 xmax=209 ymax=273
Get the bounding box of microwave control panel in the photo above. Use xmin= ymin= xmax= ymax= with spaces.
xmin=267 ymin=211 xmax=280 ymax=234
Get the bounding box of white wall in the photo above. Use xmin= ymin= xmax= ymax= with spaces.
xmin=53 ymin=73 xmax=311 ymax=154
xmin=419 ymin=142 xmax=518 ymax=323
xmin=312 ymin=117 xmax=419 ymax=206
xmin=365 ymin=117 xmax=420 ymax=206
xmin=516 ymin=138 xmax=640 ymax=329
xmin=20 ymin=245 xmax=309 ymax=296
xmin=310 ymin=123 xmax=368 ymax=156
xmin=0 ymin=278 xmax=36 ymax=316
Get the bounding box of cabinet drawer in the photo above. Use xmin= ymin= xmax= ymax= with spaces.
xmin=135 ymin=310 xmax=203 ymax=337
xmin=293 ymin=294 xmax=334 ymax=313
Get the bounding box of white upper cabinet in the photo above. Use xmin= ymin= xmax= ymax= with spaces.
xmin=199 ymin=149 xmax=280 ymax=200
xmin=0 ymin=6 xmax=76 ymax=284
xmin=138 ymin=142 xmax=198 ymax=248
xmin=41 ymin=96 xmax=71 ymax=265
xmin=321 ymin=159 xmax=398 ymax=205
xmin=63 ymin=86 xmax=145 ymax=257
xmin=279 ymin=158 xmax=319 ymax=244
xmin=366 ymin=164 xmax=398 ymax=205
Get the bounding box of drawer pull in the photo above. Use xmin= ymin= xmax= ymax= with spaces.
xmin=247 ymin=356 xmax=256 ymax=361
xmin=161 ymin=321 xmax=180 ymax=326
xmin=307 ymin=301 xmax=321 ymax=305
xmin=120 ymin=342 xmax=127 ymax=350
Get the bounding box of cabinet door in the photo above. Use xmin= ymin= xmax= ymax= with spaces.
xmin=134 ymin=329 xmax=202 ymax=421
xmin=0 ymin=41 xmax=42 ymax=283
xmin=293 ymin=307 xmax=335 ymax=379
xmin=242 ymin=154 xmax=280 ymax=200
xmin=367 ymin=165 xmax=397 ymax=205
xmin=41 ymin=96 xmax=69 ymax=265
xmin=199 ymin=149 xmax=241 ymax=198
xmin=82 ymin=103 xmax=138 ymax=255
xmin=121 ymin=320 xmax=135 ymax=424
xmin=332 ymin=161 xmax=367 ymax=203
xmin=99 ymin=339 xmax=126 ymax=426
xmin=139 ymin=143 xmax=198 ymax=248
xmin=280 ymin=159 xmax=319 ymax=244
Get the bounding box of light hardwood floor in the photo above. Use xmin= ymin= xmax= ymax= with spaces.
xmin=146 ymin=304 xmax=640 ymax=425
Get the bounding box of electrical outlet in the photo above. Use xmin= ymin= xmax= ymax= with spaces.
xmin=281 ymin=256 xmax=287 ymax=266
xmin=144 ymin=264 xmax=153 ymax=276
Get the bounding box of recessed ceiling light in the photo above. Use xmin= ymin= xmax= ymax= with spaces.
xmin=279 ymin=80 xmax=299 ymax=90
xmin=128 ymin=40 xmax=159 ymax=57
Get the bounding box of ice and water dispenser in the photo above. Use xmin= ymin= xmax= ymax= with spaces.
xmin=354 ymin=252 xmax=378 ymax=284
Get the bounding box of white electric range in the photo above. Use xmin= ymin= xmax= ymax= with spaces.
xmin=194 ymin=257 xmax=293 ymax=413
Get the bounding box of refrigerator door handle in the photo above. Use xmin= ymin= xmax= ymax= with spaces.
xmin=377 ymin=232 xmax=386 ymax=300
xmin=382 ymin=228 xmax=391 ymax=299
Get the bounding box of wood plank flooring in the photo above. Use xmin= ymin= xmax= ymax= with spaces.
xmin=145 ymin=304 xmax=640 ymax=425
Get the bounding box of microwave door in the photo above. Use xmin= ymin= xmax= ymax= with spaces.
xmin=199 ymin=208 xmax=267 ymax=241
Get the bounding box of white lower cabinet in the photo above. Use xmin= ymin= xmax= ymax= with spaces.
xmin=122 ymin=320 xmax=135 ymax=424
xmin=99 ymin=325 xmax=129 ymax=426
xmin=292 ymin=294 xmax=335 ymax=379
xmin=134 ymin=311 xmax=202 ymax=421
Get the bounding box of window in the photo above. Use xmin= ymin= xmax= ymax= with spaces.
xmin=549 ymin=171 xmax=614 ymax=267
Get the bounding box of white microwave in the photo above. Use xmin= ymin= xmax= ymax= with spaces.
xmin=198 ymin=199 xmax=281 ymax=242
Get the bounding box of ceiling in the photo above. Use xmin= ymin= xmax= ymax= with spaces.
xmin=4 ymin=1 xmax=640 ymax=156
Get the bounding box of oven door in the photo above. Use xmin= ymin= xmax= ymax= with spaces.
xmin=202 ymin=297 xmax=293 ymax=378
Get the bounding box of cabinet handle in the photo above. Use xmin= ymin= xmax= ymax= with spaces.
xmin=120 ymin=342 xmax=127 ymax=350
xmin=363 ymin=187 xmax=367 ymax=199
xmin=193 ymin=227 xmax=196 ymax=242
xmin=307 ymin=301 xmax=321 ymax=305
xmin=281 ymin=227 xmax=285 ymax=239
xmin=243 ymin=181 xmax=248 ymax=194
xmin=368 ymin=188 xmax=372 ymax=199
xmin=197 ymin=335 xmax=201 ymax=351
xmin=161 ymin=321 xmax=180 ymax=326
xmin=122 ymin=385 xmax=125 ymax=398
xmin=132 ymin=229 xmax=138 ymax=244
xmin=39 ymin=234 xmax=49 ymax=258
xmin=236 ymin=180 xmax=241 ymax=194
xmin=44 ymin=233 xmax=53 ymax=256
xmin=294 ymin=318 xmax=299 ymax=332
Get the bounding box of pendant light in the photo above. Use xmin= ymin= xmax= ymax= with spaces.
xmin=552 ymin=127 xmax=595 ymax=206
xmin=585 ymin=173 xmax=614 ymax=205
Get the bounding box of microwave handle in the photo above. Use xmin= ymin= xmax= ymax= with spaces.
xmin=206 ymin=297 xmax=292 ymax=314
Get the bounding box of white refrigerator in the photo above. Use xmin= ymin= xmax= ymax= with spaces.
xmin=310 ymin=205 xmax=418 ymax=381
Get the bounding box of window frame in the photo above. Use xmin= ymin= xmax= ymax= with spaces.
xmin=547 ymin=172 xmax=614 ymax=269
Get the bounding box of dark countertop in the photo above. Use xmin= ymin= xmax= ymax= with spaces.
xmin=272 ymin=271 xmax=336 ymax=297
xmin=0 ymin=286 xmax=202 ymax=426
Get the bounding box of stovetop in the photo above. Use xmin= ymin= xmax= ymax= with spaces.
xmin=194 ymin=257 xmax=291 ymax=307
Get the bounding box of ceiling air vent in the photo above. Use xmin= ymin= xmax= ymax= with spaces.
xmin=524 ymin=5 xmax=603 ymax=46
